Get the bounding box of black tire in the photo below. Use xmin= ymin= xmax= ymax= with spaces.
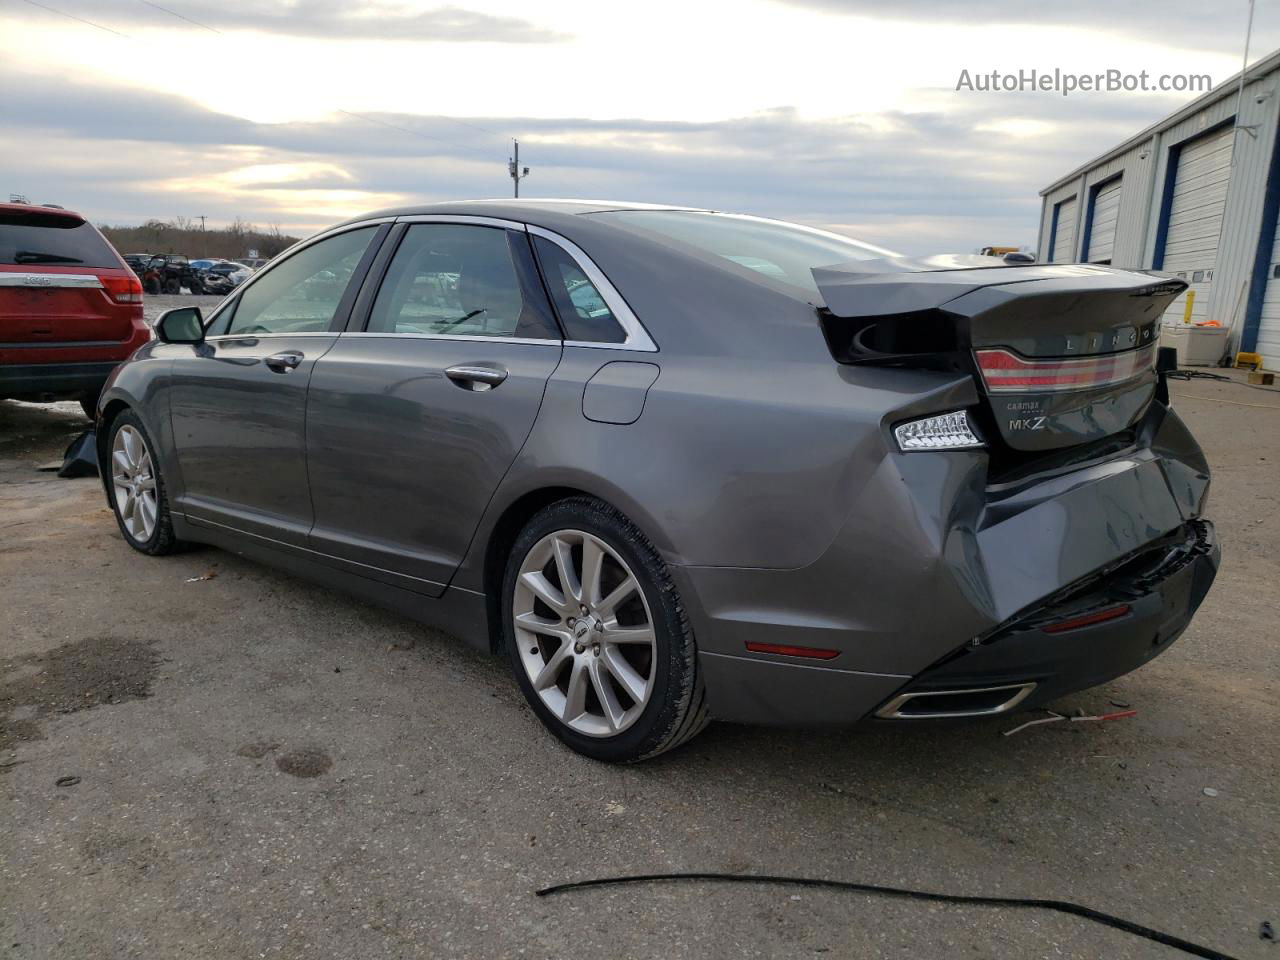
xmin=189 ymin=279 xmax=204 ymax=295
xmin=105 ymin=410 xmax=186 ymax=556
xmin=502 ymin=496 xmax=708 ymax=763
xmin=144 ymin=277 xmax=161 ymax=295
xmin=165 ymin=278 xmax=180 ymax=294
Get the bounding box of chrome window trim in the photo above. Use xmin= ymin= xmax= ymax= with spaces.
xmin=204 ymin=332 xmax=339 ymax=343
xmin=0 ymin=273 xmax=104 ymax=288
xmin=394 ymin=214 xmax=527 ymax=230
xmin=340 ymin=331 xmax=562 ymax=346
xmin=526 ymin=225 xmax=658 ymax=353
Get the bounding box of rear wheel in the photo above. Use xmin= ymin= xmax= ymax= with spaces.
xmin=503 ymin=497 xmax=707 ymax=762
xmin=106 ymin=411 xmax=184 ymax=555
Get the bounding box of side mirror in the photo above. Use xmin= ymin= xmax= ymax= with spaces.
xmin=156 ymin=306 xmax=204 ymax=344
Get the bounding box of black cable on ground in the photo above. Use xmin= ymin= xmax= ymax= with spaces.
xmin=536 ymin=872 xmax=1239 ymax=960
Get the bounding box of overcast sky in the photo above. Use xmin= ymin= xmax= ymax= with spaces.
xmin=3 ymin=0 xmax=1275 ymax=254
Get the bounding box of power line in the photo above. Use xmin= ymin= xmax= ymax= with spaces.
xmin=337 ymin=109 xmax=499 ymax=161
xmin=136 ymin=0 xmax=220 ymax=34
xmin=17 ymin=0 xmax=130 ymax=37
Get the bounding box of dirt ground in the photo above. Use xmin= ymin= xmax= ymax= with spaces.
xmin=1 ymin=353 xmax=1277 ymax=959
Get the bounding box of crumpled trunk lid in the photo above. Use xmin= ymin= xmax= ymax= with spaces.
xmin=812 ymin=255 xmax=1186 ymax=452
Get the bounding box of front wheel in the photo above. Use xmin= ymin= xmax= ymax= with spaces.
xmin=106 ymin=411 xmax=185 ymax=555
xmin=503 ymin=497 xmax=707 ymax=762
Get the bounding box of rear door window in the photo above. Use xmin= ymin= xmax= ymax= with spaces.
xmin=366 ymin=224 xmax=558 ymax=340
xmin=0 ymin=209 xmax=120 ymax=268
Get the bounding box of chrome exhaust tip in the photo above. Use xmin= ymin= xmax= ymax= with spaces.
xmin=874 ymin=682 xmax=1037 ymax=720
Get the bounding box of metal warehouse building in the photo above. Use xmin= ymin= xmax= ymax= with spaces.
xmin=1038 ymin=48 xmax=1280 ymax=367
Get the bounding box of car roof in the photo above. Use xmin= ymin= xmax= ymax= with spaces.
xmin=337 ymin=198 xmax=710 ymax=228
xmin=0 ymin=202 xmax=85 ymax=222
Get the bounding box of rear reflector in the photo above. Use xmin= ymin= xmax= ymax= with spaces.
xmin=976 ymin=344 xmax=1155 ymax=394
xmin=101 ymin=274 xmax=143 ymax=304
xmin=1041 ymin=604 xmax=1131 ymax=634
xmin=894 ymin=410 xmax=983 ymax=452
xmin=745 ymin=642 xmax=840 ymax=660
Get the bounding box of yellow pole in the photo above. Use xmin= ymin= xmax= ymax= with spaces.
xmin=1182 ymin=289 xmax=1196 ymax=324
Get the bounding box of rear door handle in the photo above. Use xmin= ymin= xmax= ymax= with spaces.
xmin=264 ymin=351 xmax=303 ymax=373
xmin=445 ymin=364 xmax=508 ymax=391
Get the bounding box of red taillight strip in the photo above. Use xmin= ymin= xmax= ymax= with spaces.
xmin=976 ymin=344 xmax=1155 ymax=393
xmin=101 ymin=274 xmax=143 ymax=304
xmin=745 ymin=642 xmax=840 ymax=660
xmin=1041 ymin=604 xmax=1131 ymax=634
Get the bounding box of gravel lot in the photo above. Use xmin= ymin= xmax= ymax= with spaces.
xmin=1 ymin=338 xmax=1277 ymax=958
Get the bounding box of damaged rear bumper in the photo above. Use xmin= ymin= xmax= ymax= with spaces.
xmin=873 ymin=519 xmax=1218 ymax=719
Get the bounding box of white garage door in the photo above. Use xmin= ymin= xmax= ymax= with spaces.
xmin=1256 ymin=226 xmax=1280 ymax=368
xmin=1050 ymin=196 xmax=1077 ymax=263
xmin=1085 ymin=177 xmax=1122 ymax=264
xmin=1160 ymin=125 xmax=1235 ymax=324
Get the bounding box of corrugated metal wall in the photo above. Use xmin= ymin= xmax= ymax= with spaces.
xmin=1037 ymin=61 xmax=1280 ymax=358
xmin=1084 ymin=177 xmax=1123 ymax=263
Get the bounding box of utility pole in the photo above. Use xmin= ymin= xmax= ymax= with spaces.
xmin=508 ymin=140 xmax=530 ymax=198
xmin=196 ymin=215 xmax=207 ymax=256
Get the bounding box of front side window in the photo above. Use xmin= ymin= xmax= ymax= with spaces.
xmin=532 ymin=235 xmax=625 ymax=343
xmin=367 ymin=224 xmax=554 ymax=339
xmin=224 ymin=226 xmax=376 ymax=336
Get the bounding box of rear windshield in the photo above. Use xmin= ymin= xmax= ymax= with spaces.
xmin=0 ymin=210 xmax=119 ymax=268
xmin=592 ymin=210 xmax=898 ymax=294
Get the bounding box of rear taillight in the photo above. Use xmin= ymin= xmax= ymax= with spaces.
xmin=976 ymin=344 xmax=1155 ymax=394
xmin=1041 ymin=604 xmax=1131 ymax=634
xmin=101 ymin=274 xmax=143 ymax=304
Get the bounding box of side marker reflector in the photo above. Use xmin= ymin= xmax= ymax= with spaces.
xmin=1041 ymin=604 xmax=1131 ymax=634
xmin=745 ymin=642 xmax=840 ymax=660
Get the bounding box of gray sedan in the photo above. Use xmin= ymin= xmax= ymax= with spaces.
xmin=96 ymin=200 xmax=1218 ymax=762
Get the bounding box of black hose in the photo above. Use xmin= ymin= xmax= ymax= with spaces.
xmin=536 ymin=872 xmax=1239 ymax=960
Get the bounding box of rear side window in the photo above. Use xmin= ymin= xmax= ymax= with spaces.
xmin=223 ymin=227 xmax=377 ymax=335
xmin=0 ymin=210 xmax=120 ymax=268
xmin=367 ymin=224 xmax=557 ymax=339
xmin=592 ymin=210 xmax=898 ymax=295
xmin=532 ymin=235 xmax=625 ymax=343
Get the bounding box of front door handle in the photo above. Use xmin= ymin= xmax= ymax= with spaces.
xmin=264 ymin=351 xmax=303 ymax=373
xmin=445 ymin=364 xmax=508 ymax=391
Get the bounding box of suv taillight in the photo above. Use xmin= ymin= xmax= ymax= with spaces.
xmin=102 ymin=274 xmax=143 ymax=304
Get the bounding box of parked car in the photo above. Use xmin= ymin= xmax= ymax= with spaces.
xmin=140 ymin=254 xmax=194 ymax=295
xmin=123 ymin=253 xmax=154 ymax=276
xmin=95 ymin=200 xmax=1219 ymax=762
xmin=1 ymin=202 xmax=148 ymax=418
xmin=206 ymin=260 xmax=252 ymax=287
xmin=234 ymin=257 xmax=269 ymax=270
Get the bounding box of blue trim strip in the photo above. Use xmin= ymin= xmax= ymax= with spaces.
xmin=1152 ymin=117 xmax=1236 ymax=271
xmin=1080 ymin=172 xmax=1122 ymax=263
xmin=1047 ymin=195 xmax=1076 ymax=262
xmin=1241 ymin=117 xmax=1280 ymax=353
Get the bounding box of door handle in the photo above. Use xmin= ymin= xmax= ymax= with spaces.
xmin=445 ymin=364 xmax=508 ymax=391
xmin=264 ymin=351 xmax=303 ymax=373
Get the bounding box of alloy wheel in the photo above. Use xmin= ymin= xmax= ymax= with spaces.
xmin=512 ymin=529 xmax=657 ymax=737
xmin=111 ymin=424 xmax=158 ymax=543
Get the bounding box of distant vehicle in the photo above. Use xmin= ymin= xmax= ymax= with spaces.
xmin=980 ymin=246 xmax=1036 ymax=264
xmin=0 ymin=201 xmax=148 ymax=418
xmin=141 ymin=254 xmax=195 ymax=295
xmin=207 ymin=261 xmax=252 ymax=287
xmin=234 ymin=257 xmax=269 ymax=270
xmin=123 ymin=253 xmax=153 ymax=276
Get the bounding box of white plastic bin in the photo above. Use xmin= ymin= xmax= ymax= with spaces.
xmin=1160 ymin=324 xmax=1230 ymax=367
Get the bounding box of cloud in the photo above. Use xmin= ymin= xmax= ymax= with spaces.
xmin=766 ymin=0 xmax=1278 ymax=53
xmin=0 ymin=63 xmax=1200 ymax=255
xmin=11 ymin=0 xmax=568 ymax=43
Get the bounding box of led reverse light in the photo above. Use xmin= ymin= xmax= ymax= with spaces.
xmin=894 ymin=410 xmax=984 ymax=452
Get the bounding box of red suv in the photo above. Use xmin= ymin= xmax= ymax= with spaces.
xmin=1 ymin=203 xmax=149 ymax=418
